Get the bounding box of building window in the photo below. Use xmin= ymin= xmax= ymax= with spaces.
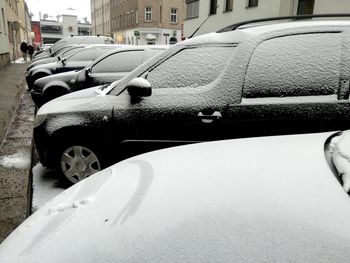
xmin=0 ymin=9 xmax=2 ymax=33
xmin=297 ymin=0 xmax=315 ymax=15
xmin=136 ymin=9 xmax=138 ymax=24
xmin=247 ymin=0 xmax=258 ymax=7
xmin=68 ymin=26 xmax=73 ymax=32
xmin=225 ymin=0 xmax=233 ymax=12
xmin=170 ymin=8 xmax=177 ymax=23
xmin=210 ymin=0 xmax=217 ymax=15
xmin=186 ymin=0 xmax=199 ymax=19
xmin=145 ymin=6 xmax=152 ymax=22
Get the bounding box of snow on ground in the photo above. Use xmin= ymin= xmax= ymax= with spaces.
xmin=11 ymin=58 xmax=27 ymax=64
xmin=0 ymin=149 xmax=31 ymax=169
xmin=31 ymin=162 xmax=69 ymax=212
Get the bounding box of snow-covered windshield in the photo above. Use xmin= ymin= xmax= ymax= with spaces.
xmin=327 ymin=131 xmax=350 ymax=193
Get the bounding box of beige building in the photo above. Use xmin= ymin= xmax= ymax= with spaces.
xmin=0 ymin=0 xmax=10 ymax=66
xmin=184 ymin=0 xmax=350 ymax=37
xmin=91 ymin=0 xmax=111 ymax=36
xmin=18 ymin=0 xmax=32 ymax=46
xmin=110 ymin=0 xmax=185 ymax=45
xmin=2 ymin=0 xmax=31 ymax=62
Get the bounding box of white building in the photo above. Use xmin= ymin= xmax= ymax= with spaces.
xmin=41 ymin=14 xmax=91 ymax=44
xmin=184 ymin=0 xmax=350 ymax=37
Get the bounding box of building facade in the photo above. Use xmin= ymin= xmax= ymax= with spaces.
xmin=184 ymin=0 xmax=350 ymax=37
xmin=0 ymin=0 xmax=10 ymax=66
xmin=31 ymin=21 xmax=41 ymax=48
xmin=40 ymin=14 xmax=91 ymax=44
xmin=109 ymin=0 xmax=185 ymax=45
xmin=0 ymin=0 xmax=32 ymax=64
xmin=91 ymin=0 xmax=111 ymax=36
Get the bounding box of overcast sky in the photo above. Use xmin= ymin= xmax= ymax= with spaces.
xmin=26 ymin=0 xmax=91 ymax=22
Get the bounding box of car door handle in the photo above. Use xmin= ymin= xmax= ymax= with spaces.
xmin=197 ymin=111 xmax=222 ymax=124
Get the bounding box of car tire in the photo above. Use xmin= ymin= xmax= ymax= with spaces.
xmin=58 ymin=144 xmax=102 ymax=184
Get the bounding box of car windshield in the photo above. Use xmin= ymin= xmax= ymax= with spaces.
xmin=65 ymin=47 xmax=116 ymax=62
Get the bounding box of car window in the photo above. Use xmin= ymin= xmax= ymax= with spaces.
xmin=61 ymin=47 xmax=84 ymax=58
xmin=144 ymin=49 xmax=165 ymax=61
xmin=67 ymin=48 xmax=114 ymax=62
xmin=92 ymin=50 xmax=144 ymax=73
xmin=146 ymin=46 xmax=234 ymax=89
xmin=243 ymin=33 xmax=342 ymax=98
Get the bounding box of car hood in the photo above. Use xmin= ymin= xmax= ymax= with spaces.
xmin=33 ymin=70 xmax=81 ymax=90
xmin=28 ymin=61 xmax=57 ymax=74
xmin=36 ymin=85 xmax=112 ymax=115
xmin=2 ymin=131 xmax=350 ymax=262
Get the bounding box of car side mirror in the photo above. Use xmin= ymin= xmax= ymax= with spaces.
xmin=85 ymin=67 xmax=91 ymax=78
xmin=61 ymin=58 xmax=67 ymax=65
xmin=127 ymin=78 xmax=152 ymax=97
xmin=57 ymin=56 xmax=61 ymax=61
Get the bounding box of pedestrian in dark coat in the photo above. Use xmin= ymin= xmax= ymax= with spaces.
xmin=20 ymin=42 xmax=28 ymax=62
xmin=28 ymin=45 xmax=34 ymax=61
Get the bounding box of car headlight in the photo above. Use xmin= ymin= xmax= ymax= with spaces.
xmin=33 ymin=114 xmax=47 ymax=128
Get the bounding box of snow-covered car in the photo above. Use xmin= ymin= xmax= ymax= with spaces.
xmin=31 ymin=46 xmax=168 ymax=107
xmin=26 ymin=45 xmax=121 ymax=89
xmin=33 ymin=19 xmax=350 ymax=184
xmin=33 ymin=35 xmax=115 ymax=60
xmin=2 ymin=131 xmax=350 ymax=262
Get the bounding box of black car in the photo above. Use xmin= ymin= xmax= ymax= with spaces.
xmin=31 ymin=46 xmax=168 ymax=107
xmin=26 ymin=45 xmax=121 ymax=89
xmin=33 ymin=35 xmax=115 ymax=60
xmin=34 ymin=18 xmax=350 ymax=184
xmin=28 ymin=45 xmax=87 ymax=71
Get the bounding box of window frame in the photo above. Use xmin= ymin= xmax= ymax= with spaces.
xmin=186 ymin=0 xmax=199 ymax=19
xmin=224 ymin=0 xmax=233 ymax=12
xmin=170 ymin=8 xmax=178 ymax=24
xmin=246 ymin=0 xmax=258 ymax=8
xmin=145 ymin=6 xmax=152 ymax=22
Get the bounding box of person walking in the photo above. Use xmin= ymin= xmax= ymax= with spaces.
xmin=20 ymin=42 xmax=28 ymax=62
xmin=27 ymin=44 xmax=34 ymax=61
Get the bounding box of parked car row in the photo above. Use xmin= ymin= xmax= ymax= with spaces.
xmin=31 ymin=46 xmax=167 ymax=106
xmin=2 ymin=16 xmax=350 ymax=261
xmin=33 ymin=19 xmax=350 ymax=185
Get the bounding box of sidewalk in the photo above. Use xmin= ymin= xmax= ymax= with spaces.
xmin=0 ymin=63 xmax=34 ymax=242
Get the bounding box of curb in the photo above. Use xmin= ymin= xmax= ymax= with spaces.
xmin=0 ymin=89 xmax=35 ymax=243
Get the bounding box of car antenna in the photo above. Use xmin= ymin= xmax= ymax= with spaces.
xmin=189 ymin=5 xmax=219 ymax=38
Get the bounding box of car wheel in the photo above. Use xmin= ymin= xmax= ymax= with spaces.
xmin=60 ymin=145 xmax=101 ymax=184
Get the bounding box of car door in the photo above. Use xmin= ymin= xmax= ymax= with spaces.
xmin=112 ymin=45 xmax=238 ymax=159
xmin=225 ymin=32 xmax=350 ymax=138
xmin=88 ymin=50 xmax=144 ymax=87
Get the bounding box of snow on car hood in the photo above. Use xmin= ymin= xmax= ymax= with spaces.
xmin=37 ymin=85 xmax=109 ymax=115
xmin=2 ymin=131 xmax=350 ymax=262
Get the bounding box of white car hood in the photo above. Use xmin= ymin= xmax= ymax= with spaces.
xmin=2 ymin=132 xmax=350 ymax=262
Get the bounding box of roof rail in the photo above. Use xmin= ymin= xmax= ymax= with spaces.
xmin=217 ymin=13 xmax=350 ymax=33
